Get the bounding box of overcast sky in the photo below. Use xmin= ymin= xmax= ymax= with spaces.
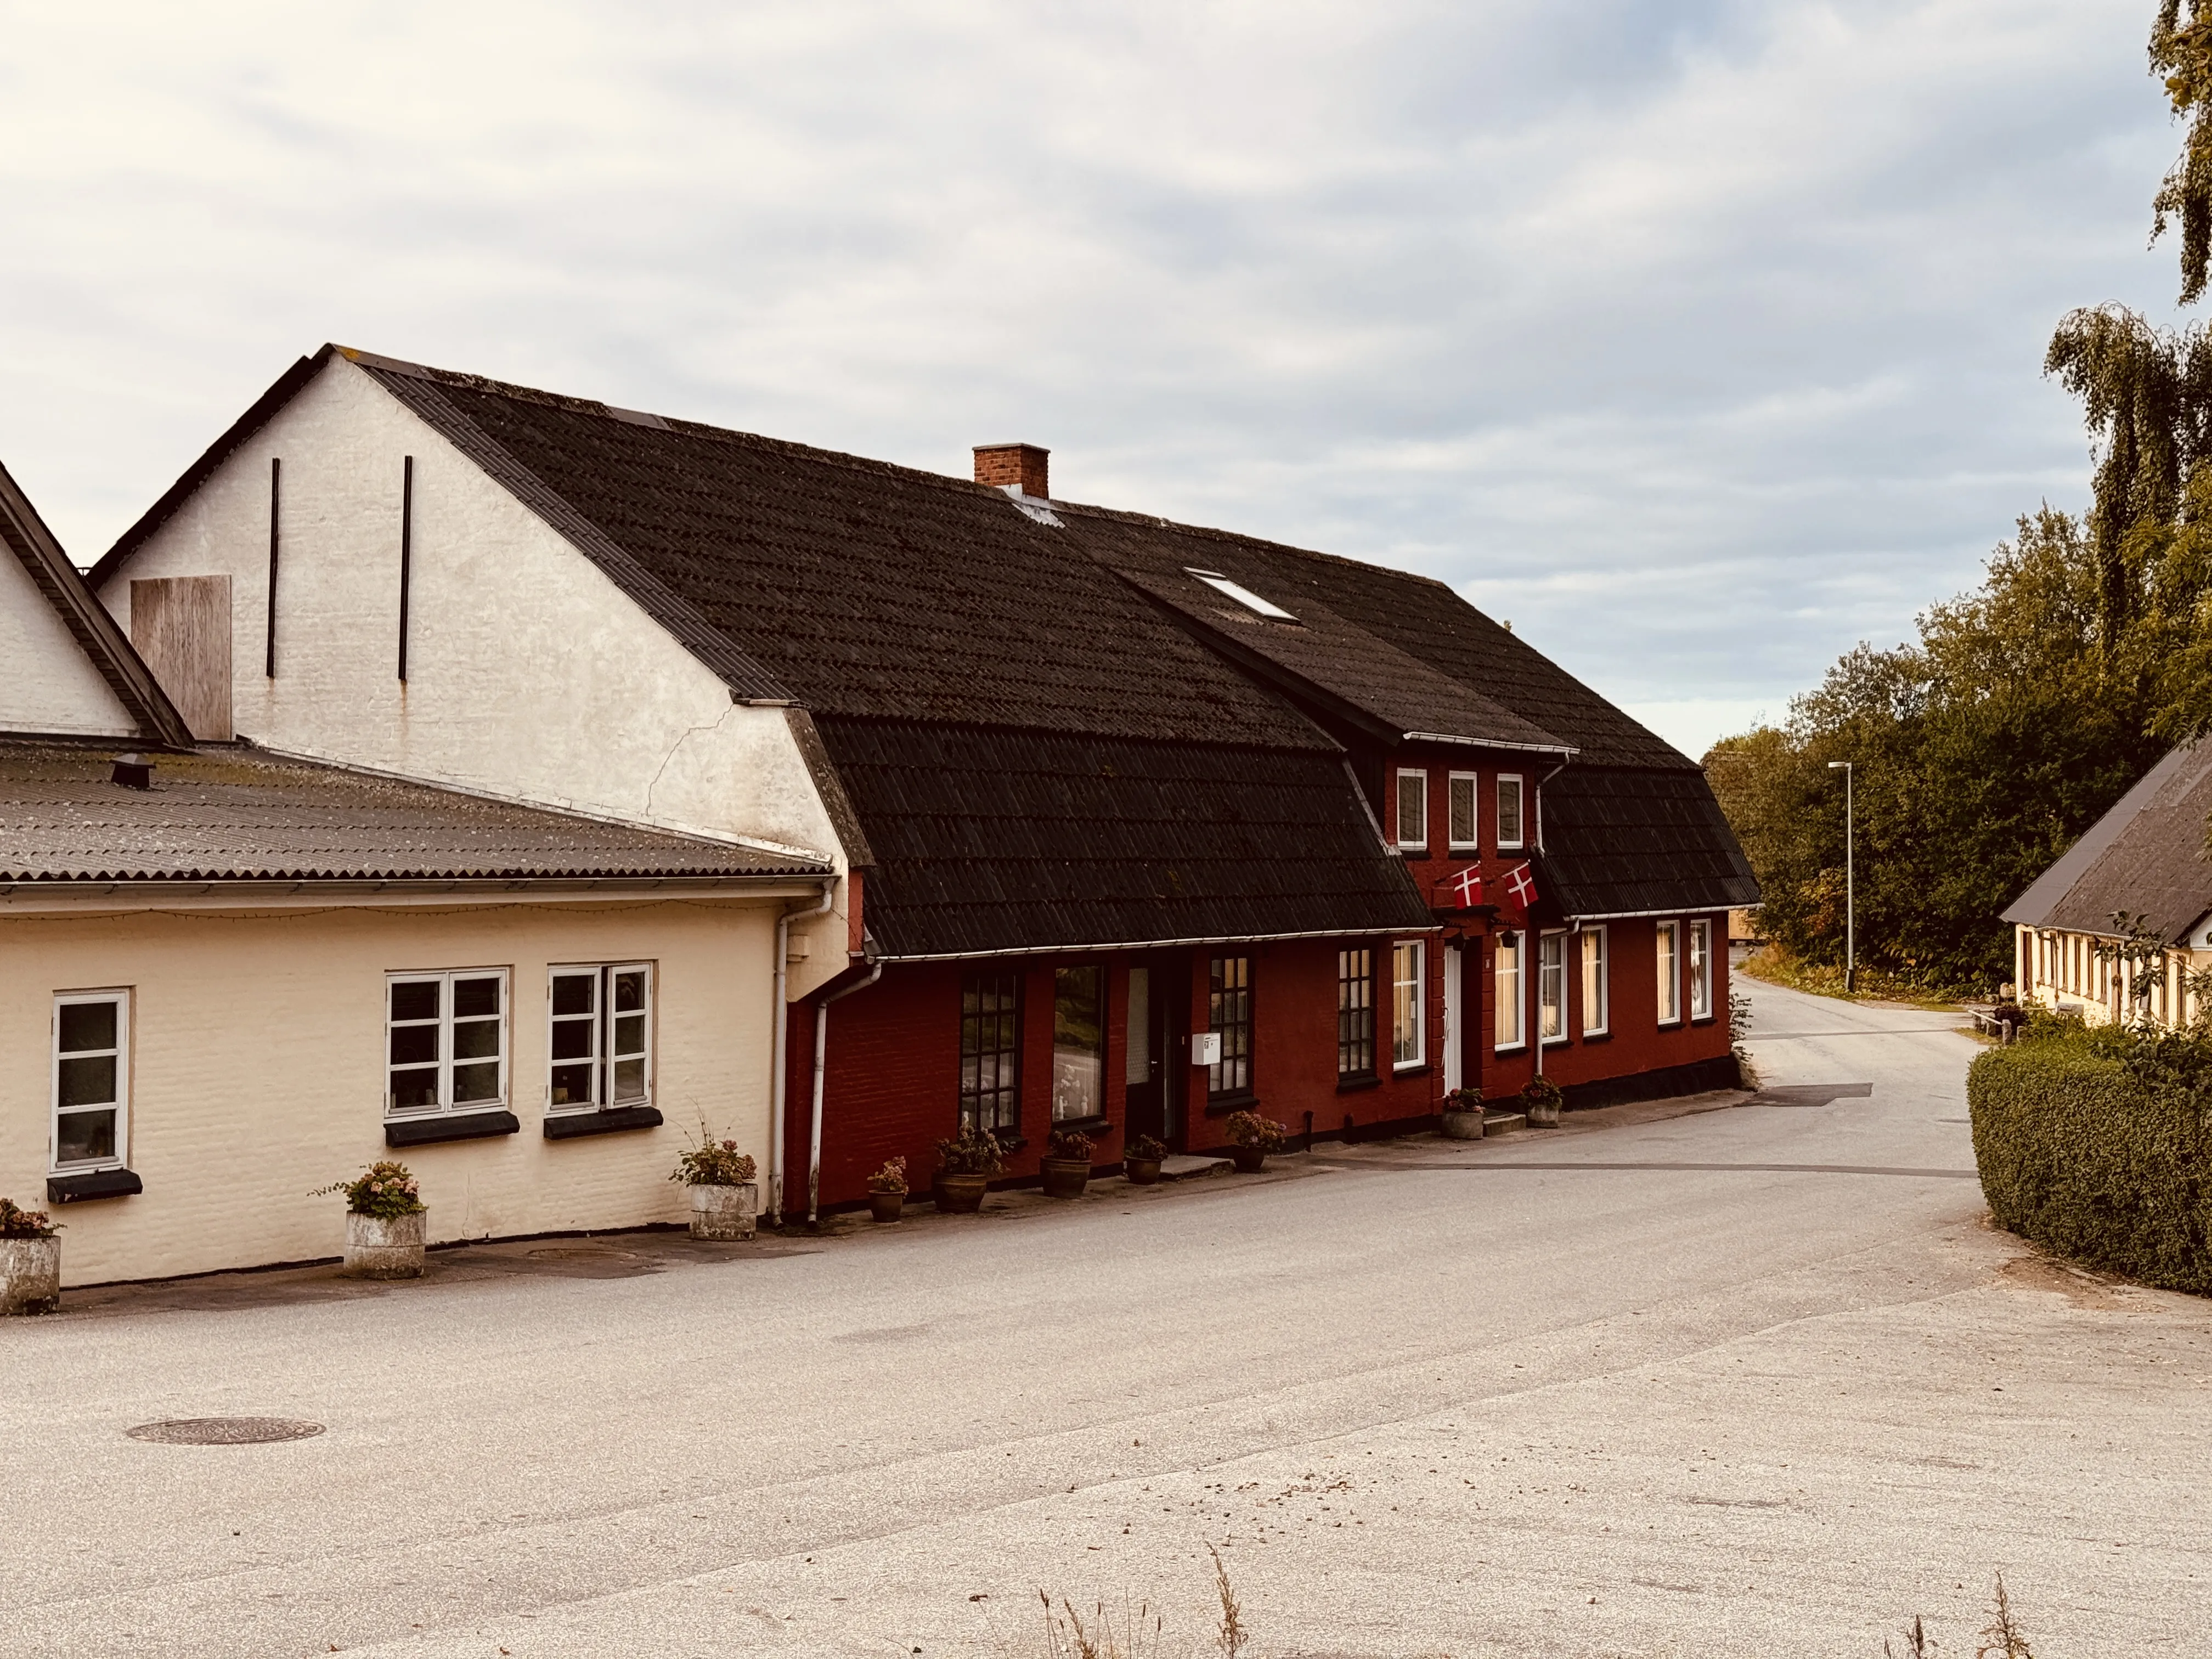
xmin=0 ymin=1 xmax=2186 ymax=755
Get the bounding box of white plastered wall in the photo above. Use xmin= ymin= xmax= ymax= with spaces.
xmin=97 ymin=356 xmax=850 ymax=984
xmin=1 ymin=550 xmax=137 ymax=737
xmin=3 ymin=896 xmax=782 ymax=1284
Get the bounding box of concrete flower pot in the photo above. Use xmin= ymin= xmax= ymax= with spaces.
xmin=342 ymin=1211 xmax=426 ymax=1280
xmin=1441 ymin=1108 xmax=1485 ymax=1141
xmin=1125 ymin=1157 xmax=1163 ymax=1186
xmin=0 ymin=1238 xmax=61 ymax=1316
xmin=689 ymin=1181 xmax=758 ymax=1241
xmin=1040 ymin=1157 xmax=1090 ymax=1200
xmin=1525 ymin=1097 xmax=1562 ymax=1128
xmin=1229 ymin=1146 xmax=1267 ymax=1174
xmin=935 ymin=1172 xmax=988 ymax=1214
xmin=868 ymin=1190 xmax=905 ymax=1223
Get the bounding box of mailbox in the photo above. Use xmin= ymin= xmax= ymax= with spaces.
xmin=1191 ymin=1031 xmax=1222 ymax=1066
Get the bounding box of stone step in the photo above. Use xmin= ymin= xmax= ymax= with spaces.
xmin=1480 ymin=1111 xmax=1527 ymax=1135
xmin=1158 ymin=1153 xmax=1234 ymax=1180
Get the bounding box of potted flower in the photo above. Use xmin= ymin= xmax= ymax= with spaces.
xmin=314 ymin=1162 xmax=426 ymax=1279
xmin=1222 ymin=1110 xmax=1288 ymax=1173
xmin=1125 ymin=1133 xmax=1168 ymax=1186
xmin=0 ymin=1198 xmax=61 ymax=1316
xmin=933 ymin=1125 xmax=1005 ymax=1214
xmin=1441 ymin=1086 xmax=1485 ymax=1141
xmin=672 ymin=1128 xmax=759 ymax=1239
xmin=1521 ymin=1075 xmax=1564 ymax=1128
xmin=867 ymin=1158 xmax=908 ymax=1224
xmin=1041 ymin=1128 xmax=1093 ymax=1200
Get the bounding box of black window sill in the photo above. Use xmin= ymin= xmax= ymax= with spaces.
xmin=1580 ymin=1031 xmax=1613 ymax=1045
xmin=1397 ymin=847 xmax=1430 ymax=860
xmin=1047 ymin=1114 xmax=1111 ymax=1137
xmin=1336 ymin=1073 xmax=1380 ymax=1094
xmin=544 ymin=1105 xmax=664 ymax=1140
xmin=1391 ymin=1063 xmax=1434 ymax=1080
xmin=1203 ymin=1091 xmax=1259 ymax=1118
xmin=386 ymin=1110 xmax=521 ymax=1148
xmin=48 ymin=1167 xmax=142 ymax=1204
xmin=1690 ymin=1014 xmax=1717 ymax=1027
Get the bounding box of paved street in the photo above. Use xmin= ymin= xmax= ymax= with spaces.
xmin=5 ymin=976 xmax=2210 ymax=1657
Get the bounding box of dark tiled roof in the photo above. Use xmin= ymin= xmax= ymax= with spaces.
xmin=351 ymin=357 xmax=1327 ymax=751
xmin=2003 ymin=742 xmax=2212 ymax=943
xmin=2 ymin=459 xmax=191 ymax=747
xmin=0 ymin=742 xmax=828 ymax=884
xmin=816 ymin=718 xmax=1434 ymax=958
xmin=1536 ymin=768 xmax=1760 ymax=918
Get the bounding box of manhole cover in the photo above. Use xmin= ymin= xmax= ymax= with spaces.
xmin=125 ymin=1417 xmax=325 ymax=1445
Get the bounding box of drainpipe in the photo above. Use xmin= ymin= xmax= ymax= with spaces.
xmin=771 ymin=878 xmax=837 ymax=1225
xmin=808 ymin=960 xmax=884 ymax=1225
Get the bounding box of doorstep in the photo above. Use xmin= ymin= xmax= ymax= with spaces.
xmin=1158 ymin=1153 xmax=1234 ymax=1180
xmin=1480 ymin=1110 xmax=1527 ymax=1135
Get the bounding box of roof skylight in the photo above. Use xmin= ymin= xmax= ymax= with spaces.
xmin=1188 ymin=569 xmax=1297 ymax=622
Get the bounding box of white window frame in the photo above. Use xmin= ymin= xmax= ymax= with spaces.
xmin=548 ymin=962 xmax=655 ymax=1114
xmin=1494 ymin=932 xmax=1525 ymax=1051
xmin=1655 ymin=920 xmax=1681 ymax=1025
xmin=1391 ymin=939 xmax=1426 ymax=1069
xmin=1538 ymin=930 xmax=1568 ymax=1044
xmin=386 ymin=967 xmax=511 ymax=1120
xmin=1446 ymin=771 xmax=1480 ymax=851
xmin=1395 ymin=769 xmax=1429 ymax=850
xmin=1496 ymin=774 xmax=1525 ymax=851
xmin=52 ymin=989 xmax=130 ymax=1173
xmin=1580 ymin=926 xmax=1609 ymax=1037
xmin=1689 ymin=920 xmax=1713 ymax=1020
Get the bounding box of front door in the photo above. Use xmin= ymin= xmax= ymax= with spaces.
xmin=1443 ymin=943 xmax=1463 ymax=1094
xmin=1122 ymin=955 xmax=1190 ymax=1150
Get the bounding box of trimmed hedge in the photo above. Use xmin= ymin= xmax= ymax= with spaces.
xmin=1968 ymin=1033 xmax=2212 ymax=1294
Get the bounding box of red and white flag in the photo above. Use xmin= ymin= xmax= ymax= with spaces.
xmin=1436 ymin=866 xmax=1483 ymax=910
xmin=1500 ymin=861 xmax=1538 ymax=919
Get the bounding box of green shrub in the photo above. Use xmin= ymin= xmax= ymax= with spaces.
xmin=1968 ymin=1025 xmax=2212 ymax=1294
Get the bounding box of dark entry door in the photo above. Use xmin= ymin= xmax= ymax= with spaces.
xmin=1122 ymin=955 xmax=1190 ymax=1151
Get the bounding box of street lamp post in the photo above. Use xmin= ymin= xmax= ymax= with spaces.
xmin=1827 ymin=760 xmax=1854 ymax=992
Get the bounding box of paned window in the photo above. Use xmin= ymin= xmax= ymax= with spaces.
xmin=1494 ymin=933 xmax=1525 ymax=1048
xmin=1580 ymin=928 xmax=1609 ymax=1036
xmin=53 ymin=990 xmax=129 ymax=1170
xmin=1447 ymin=772 xmax=1479 ymax=850
xmin=1538 ymin=933 xmax=1567 ymax=1042
xmin=549 ymin=963 xmax=653 ymax=1112
xmin=387 ymin=970 xmax=509 ymax=1118
xmin=1496 ymin=775 xmax=1525 ymax=850
xmin=1395 ymin=770 xmax=1428 ymax=849
xmin=1392 ymin=940 xmax=1425 ymax=1067
xmin=1655 ymin=921 xmax=1681 ymax=1024
xmin=1336 ymin=947 xmax=1375 ymax=1079
xmin=1689 ymin=920 xmax=1713 ymax=1019
xmin=960 ymin=970 xmax=1022 ymax=1132
xmin=1208 ymin=955 xmax=1252 ymax=1098
xmin=1052 ymin=965 xmax=1104 ymax=1121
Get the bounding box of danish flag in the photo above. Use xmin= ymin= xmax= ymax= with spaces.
xmin=1438 ymin=866 xmax=1483 ymax=910
xmin=1501 ymin=861 xmax=1538 ymax=916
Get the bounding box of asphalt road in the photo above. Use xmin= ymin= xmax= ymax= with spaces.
xmin=4 ymin=977 xmax=2209 ymax=1657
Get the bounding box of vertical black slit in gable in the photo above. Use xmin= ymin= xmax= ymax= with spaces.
xmin=264 ymin=456 xmax=281 ymax=679
xmin=397 ymin=456 xmax=414 ymax=681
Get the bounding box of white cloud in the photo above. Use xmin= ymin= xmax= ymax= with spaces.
xmin=0 ymin=0 xmax=2176 ymax=730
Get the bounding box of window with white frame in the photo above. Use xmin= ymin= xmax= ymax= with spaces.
xmin=1447 ymin=772 xmax=1479 ymax=850
xmin=1655 ymin=921 xmax=1681 ymax=1024
xmin=1494 ymin=933 xmax=1525 ymax=1049
xmin=1580 ymin=927 xmax=1609 ymax=1036
xmin=1391 ymin=940 xmax=1425 ymax=1066
xmin=549 ymin=963 xmax=653 ymax=1112
xmin=1496 ymin=775 xmax=1525 ymax=850
xmin=53 ymin=990 xmax=129 ymax=1170
xmin=387 ymin=969 xmax=509 ymax=1118
xmin=1538 ymin=932 xmax=1567 ymax=1042
xmin=1688 ymin=921 xmax=1713 ymax=1019
xmin=1396 ymin=769 xmax=1428 ymax=849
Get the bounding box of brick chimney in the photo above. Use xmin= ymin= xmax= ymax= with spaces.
xmin=973 ymin=442 xmax=1049 ymax=498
